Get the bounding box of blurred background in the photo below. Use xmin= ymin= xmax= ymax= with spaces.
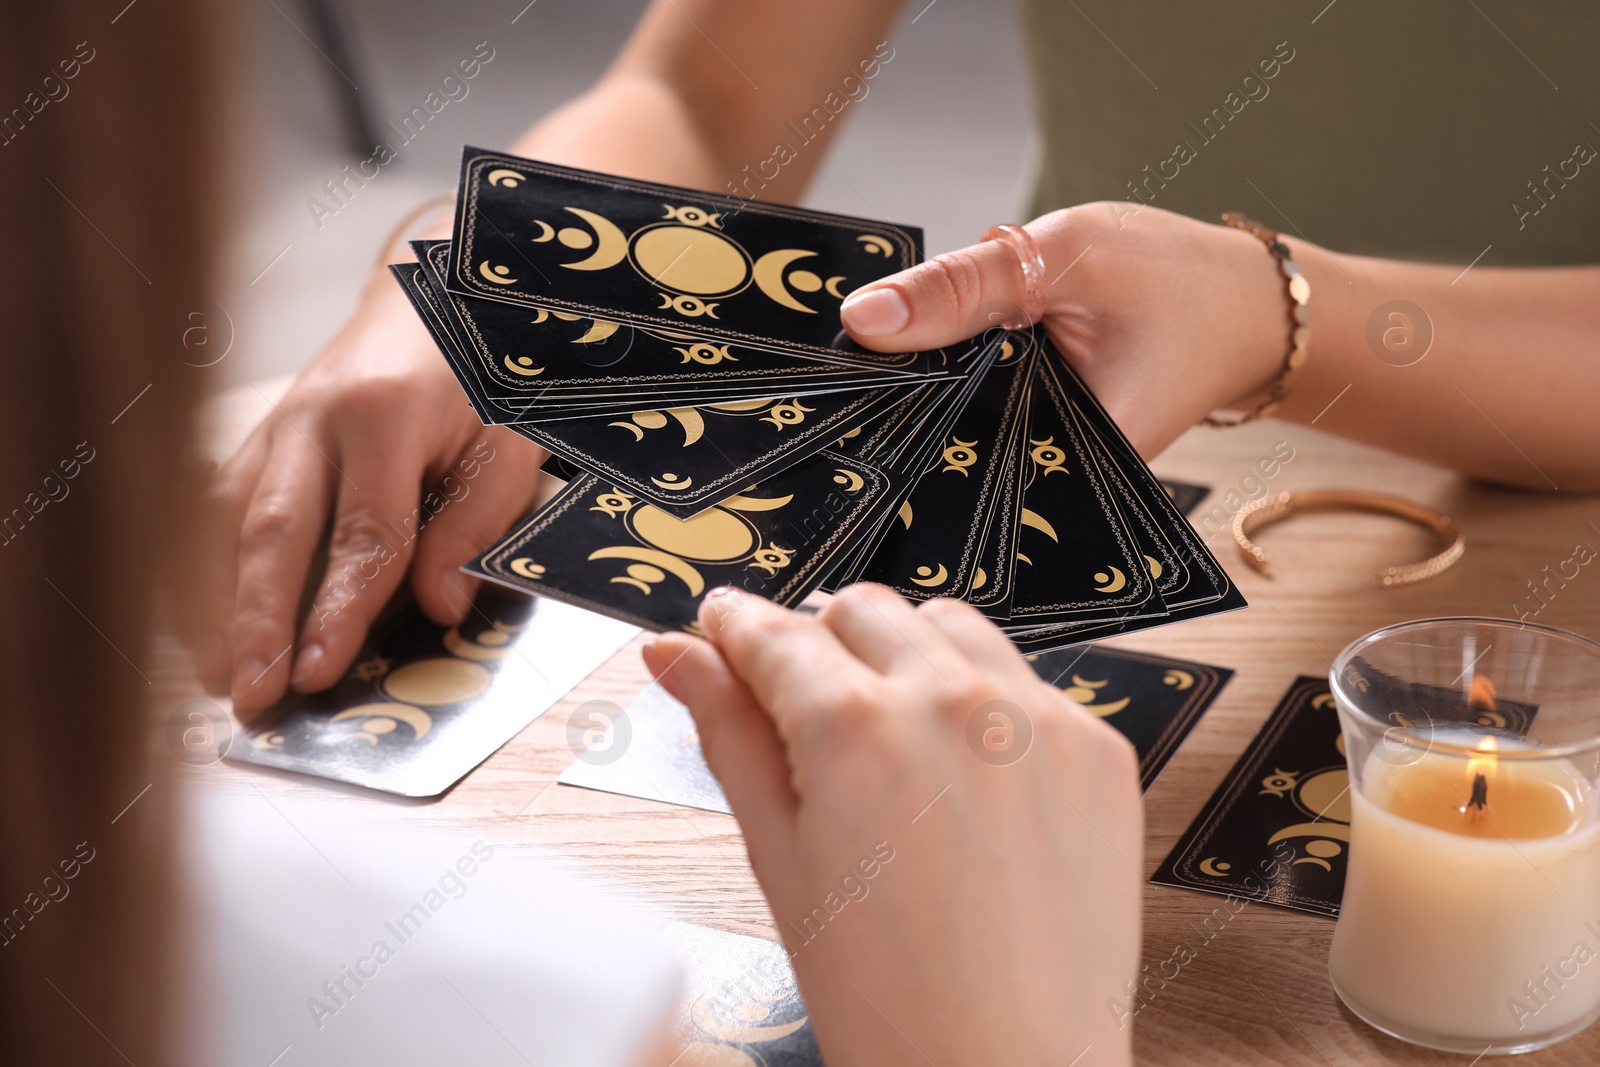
xmin=218 ymin=0 xmax=1036 ymax=391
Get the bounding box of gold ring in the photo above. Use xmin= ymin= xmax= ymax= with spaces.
xmin=1232 ymin=490 xmax=1464 ymax=587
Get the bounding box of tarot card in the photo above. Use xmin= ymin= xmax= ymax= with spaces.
xmin=857 ymin=337 xmax=1034 ymax=600
xmin=228 ymin=586 xmax=638 ymax=797
xmin=661 ymin=922 xmax=822 ymax=1067
xmin=1160 ymin=479 xmax=1210 ymax=518
xmin=557 ymin=682 xmax=730 ymax=813
xmin=1027 ymin=645 xmax=1232 ymax=791
xmin=449 ymin=148 xmax=924 ymax=363
xmin=468 ymin=451 xmax=897 ymax=633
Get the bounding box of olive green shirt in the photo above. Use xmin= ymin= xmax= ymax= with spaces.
xmin=1020 ymin=1 xmax=1600 ymax=265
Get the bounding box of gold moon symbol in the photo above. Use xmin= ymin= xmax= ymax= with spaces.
xmin=588 ymin=547 xmax=706 ymax=595
xmin=1093 ymin=567 xmax=1127 ymax=593
xmin=666 ymin=407 xmax=705 ymax=446
xmin=824 ymin=275 xmax=848 ymax=298
xmin=897 ymin=500 xmax=913 ymax=529
xmin=1267 ymin=822 xmax=1352 ymax=846
xmin=1198 ymin=857 xmax=1232 ymax=877
xmin=1017 ymin=552 xmax=1032 ymax=565
xmin=608 ymin=420 xmax=645 ymax=441
xmin=788 ymin=269 xmax=823 ymax=292
xmin=857 ymin=234 xmax=894 ymax=257
xmin=753 ymin=249 xmax=821 ymax=314
xmin=1311 ymin=693 xmax=1336 ymax=711
xmin=627 ymin=504 xmax=757 ymax=562
xmin=557 ymin=227 xmax=592 ymax=249
xmin=530 ymin=308 xmax=550 ymax=323
xmin=651 ymin=473 xmax=693 ymax=490
xmin=689 ymin=996 xmax=808 ymax=1044
xmin=332 ymin=702 xmax=434 ymax=740
xmin=971 ymin=567 xmax=988 ymax=591
xmin=558 ymin=207 xmax=628 ymax=271
xmin=1163 ymin=669 xmax=1195 ymax=691
xmin=1144 ymin=554 xmax=1164 ymax=580
xmin=1020 ymin=508 xmax=1059 ymax=542
xmin=503 ymin=355 xmax=544 ymax=377
xmin=486 ymin=168 xmax=524 ymax=187
xmin=510 ymin=558 xmax=546 ymax=580
xmin=911 ymin=563 xmax=949 ymax=588
xmin=443 ymin=627 xmax=513 ymax=661
xmin=832 ymin=468 xmax=865 ymax=492
xmin=529 ymin=219 xmax=555 ymax=243
xmin=381 ymin=658 xmax=492 ymax=707
xmin=571 ymin=320 xmax=620 ymax=344
xmin=478 ymin=261 xmax=517 ymax=284
xmin=721 ymin=493 xmax=794 ymax=512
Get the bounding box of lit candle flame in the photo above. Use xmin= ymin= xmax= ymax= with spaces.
xmin=1466 ymin=735 xmax=1499 ymax=782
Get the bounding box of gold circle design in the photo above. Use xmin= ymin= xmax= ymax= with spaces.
xmin=557 ymin=227 xmax=594 ymax=249
xmin=631 ymin=225 xmax=750 ymax=296
xmin=628 ymin=504 xmax=757 ymax=563
xmin=380 ymin=657 xmax=492 ymax=706
xmin=788 ymin=269 xmax=823 ymax=292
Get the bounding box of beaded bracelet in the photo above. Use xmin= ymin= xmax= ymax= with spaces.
xmin=1203 ymin=212 xmax=1311 ymax=427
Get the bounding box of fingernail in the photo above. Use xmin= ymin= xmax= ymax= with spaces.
xmin=840 ymin=287 xmax=910 ymax=336
xmin=698 ymin=587 xmax=747 ymax=633
xmin=290 ymin=643 xmax=323 ymax=688
xmin=232 ymin=655 xmax=267 ymax=697
xmin=639 ymin=637 xmax=664 ymax=677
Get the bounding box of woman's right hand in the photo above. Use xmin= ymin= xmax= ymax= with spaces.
xmin=644 ymin=585 xmax=1142 ymax=1067
xmin=188 ymin=268 xmax=548 ymax=720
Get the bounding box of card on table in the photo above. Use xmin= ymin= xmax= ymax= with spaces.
xmin=228 ymin=586 xmax=637 ymax=797
xmin=560 ymin=646 xmax=1231 ymax=812
xmin=448 ymin=148 xmax=924 ymax=364
xmin=661 ymin=922 xmax=822 ymax=1067
xmin=1148 ymin=676 xmax=1536 ymax=917
xmin=1159 ymin=479 xmax=1211 ymax=518
xmin=468 ymin=451 xmax=902 ymax=634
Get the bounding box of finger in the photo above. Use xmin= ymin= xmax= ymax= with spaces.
xmin=914 ymin=596 xmax=1041 ymax=690
xmin=289 ymin=439 xmax=431 ymax=693
xmin=839 ymin=235 xmax=1038 ymax=352
xmin=697 ymin=589 xmax=880 ymax=735
xmin=231 ymin=438 xmax=333 ymax=719
xmin=183 ymin=440 xmax=263 ymax=693
xmin=410 ymin=430 xmax=546 ymax=626
xmin=643 ymin=633 xmax=800 ymax=877
xmin=817 ymin=582 xmax=964 ymax=681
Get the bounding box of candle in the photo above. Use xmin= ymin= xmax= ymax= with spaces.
xmin=1330 ymin=729 xmax=1600 ymax=1051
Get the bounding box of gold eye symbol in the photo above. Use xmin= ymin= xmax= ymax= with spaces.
xmin=1029 ymin=436 xmax=1068 ymax=476
xmin=760 ymin=400 xmax=814 ymax=429
xmin=591 ymin=489 xmax=637 ymax=518
xmin=674 ymin=342 xmax=735 ymax=365
xmin=748 ymin=543 xmax=795 ymax=576
xmin=857 ymin=234 xmax=895 ymax=257
xmin=1259 ymin=769 xmax=1299 ymax=797
xmin=941 ymin=437 xmax=979 ymax=475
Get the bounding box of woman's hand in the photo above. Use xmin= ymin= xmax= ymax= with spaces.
xmin=840 ymin=203 xmax=1292 ymax=458
xmin=643 ymin=585 xmax=1142 ymax=1067
xmin=188 ymin=270 xmax=548 ymax=720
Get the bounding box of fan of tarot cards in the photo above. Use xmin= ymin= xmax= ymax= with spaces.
xmin=389 ymin=147 xmax=1245 ymax=651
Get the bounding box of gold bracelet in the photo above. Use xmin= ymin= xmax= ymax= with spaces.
xmin=1204 ymin=212 xmax=1311 ymax=427
xmin=1232 ymin=490 xmax=1465 ymax=587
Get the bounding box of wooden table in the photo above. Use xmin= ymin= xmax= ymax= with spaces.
xmin=196 ymin=386 xmax=1600 ymax=1065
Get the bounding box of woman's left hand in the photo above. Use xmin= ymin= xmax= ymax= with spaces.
xmin=839 ymin=203 xmax=1296 ymax=457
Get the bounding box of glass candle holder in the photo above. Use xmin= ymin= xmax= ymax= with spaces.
xmin=1329 ymin=618 xmax=1600 ymax=1055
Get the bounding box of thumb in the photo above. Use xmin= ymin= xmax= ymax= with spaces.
xmin=839 ymin=234 xmax=1040 ymax=352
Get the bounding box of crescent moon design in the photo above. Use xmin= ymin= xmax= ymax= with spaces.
xmin=1163 ymin=669 xmax=1195 ymax=691
xmin=588 ymin=547 xmax=705 ymax=595
xmin=478 ymin=261 xmax=517 ymax=284
xmin=443 ymin=627 xmax=513 ymax=661
xmin=1020 ymin=508 xmax=1059 ymax=542
xmin=857 ymin=234 xmax=895 ymax=257
xmin=832 ymin=468 xmax=865 ymax=492
xmin=1294 ymin=857 xmax=1334 ymax=872
xmin=689 ymin=996 xmax=808 ymax=1044
xmin=897 ymin=500 xmax=913 ymax=529
xmin=910 ymin=563 xmax=949 ymax=588
xmin=571 ymin=320 xmax=620 ymax=345
xmin=971 ymin=566 xmax=988 ymax=591
xmin=666 ymin=407 xmax=705 ymax=446
xmin=1017 ymin=552 xmax=1032 ymax=565
xmin=559 ymin=207 xmax=628 ymax=271
xmin=1198 ymin=857 xmax=1232 ymax=877
xmin=1144 ymin=554 xmax=1164 ymax=580
xmin=824 ymin=275 xmax=849 ymax=299
xmin=721 ymin=493 xmax=795 ymax=512
xmin=607 ymin=421 xmax=645 ymax=441
xmin=1093 ymin=567 xmax=1128 ymax=593
xmin=509 ymin=558 xmax=546 ymax=580
xmin=752 ymin=249 xmax=821 ymax=314
xmin=332 ymin=702 xmax=433 ymax=740
xmin=651 ymin=473 xmax=693 ymax=490
xmin=529 ymin=219 xmax=555 ymax=243
xmin=1311 ymin=693 xmax=1336 ymax=710
xmin=486 ymin=168 xmax=525 ymax=187
xmin=503 ymin=355 xmax=544 ymax=377
xmin=530 ymin=308 xmax=550 ymax=324
xmin=1082 ymin=697 xmax=1132 ymax=717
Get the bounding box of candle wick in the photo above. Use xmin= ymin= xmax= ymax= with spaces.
xmin=1464 ymin=772 xmax=1489 ymax=821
